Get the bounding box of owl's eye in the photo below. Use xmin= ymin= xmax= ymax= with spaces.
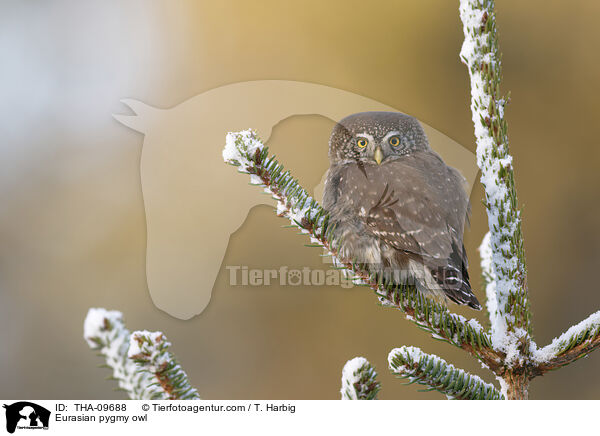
xmin=389 ymin=136 xmax=401 ymax=147
xmin=356 ymin=138 xmax=368 ymax=148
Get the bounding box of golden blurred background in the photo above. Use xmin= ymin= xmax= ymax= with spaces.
xmin=1 ymin=0 xmax=599 ymax=400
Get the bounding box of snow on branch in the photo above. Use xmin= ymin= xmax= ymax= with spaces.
xmin=533 ymin=310 xmax=600 ymax=372
xmin=388 ymin=346 xmax=503 ymax=400
xmin=223 ymin=131 xmax=500 ymax=371
xmin=479 ymin=232 xmax=497 ymax=324
xmin=83 ymin=308 xmax=163 ymax=399
xmin=460 ymin=0 xmax=531 ymax=360
xmin=224 ymin=130 xmax=325 ymax=237
xmin=340 ymin=357 xmax=381 ymax=400
xmin=129 ymin=331 xmax=201 ymax=400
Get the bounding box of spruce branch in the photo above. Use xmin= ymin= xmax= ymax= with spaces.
xmin=533 ymin=311 xmax=600 ymax=373
xmin=128 ymin=331 xmax=201 ymax=400
xmin=388 ymin=346 xmax=503 ymax=400
xmin=460 ymin=0 xmax=531 ymax=360
xmin=340 ymin=357 xmax=381 ymax=400
xmin=83 ymin=308 xmax=163 ymax=399
xmin=461 ymin=1 xmax=599 ymax=398
xmin=222 ymin=131 xmax=500 ymax=371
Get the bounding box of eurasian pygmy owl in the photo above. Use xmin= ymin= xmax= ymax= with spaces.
xmin=323 ymin=111 xmax=481 ymax=309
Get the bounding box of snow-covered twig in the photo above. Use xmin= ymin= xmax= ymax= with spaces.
xmin=129 ymin=331 xmax=201 ymax=400
xmin=389 ymin=346 xmax=503 ymax=400
xmin=83 ymin=308 xmax=163 ymax=399
xmin=460 ymin=0 xmax=531 ymax=361
xmin=533 ymin=310 xmax=600 ymax=372
xmin=340 ymin=357 xmax=380 ymax=400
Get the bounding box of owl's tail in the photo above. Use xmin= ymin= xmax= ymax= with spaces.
xmin=441 ymin=279 xmax=482 ymax=310
xmin=429 ymin=242 xmax=482 ymax=310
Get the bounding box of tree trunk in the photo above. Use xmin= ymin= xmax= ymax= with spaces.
xmin=504 ymin=371 xmax=529 ymax=400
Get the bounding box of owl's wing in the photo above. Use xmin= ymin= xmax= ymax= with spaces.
xmin=339 ymin=152 xmax=479 ymax=308
xmin=361 ymin=151 xmax=469 ymax=261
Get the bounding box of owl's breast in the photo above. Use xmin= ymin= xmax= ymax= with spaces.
xmin=327 ymin=162 xmax=411 ymax=211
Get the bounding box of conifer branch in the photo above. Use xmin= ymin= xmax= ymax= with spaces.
xmin=83 ymin=308 xmax=163 ymax=399
xmin=460 ymin=0 xmax=531 ymax=360
xmin=340 ymin=357 xmax=381 ymax=400
xmin=388 ymin=346 xmax=503 ymax=400
xmin=128 ymin=331 xmax=201 ymax=400
xmin=533 ymin=311 xmax=600 ymax=373
xmin=223 ymin=131 xmax=502 ymax=371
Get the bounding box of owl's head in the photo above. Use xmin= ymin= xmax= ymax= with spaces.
xmin=328 ymin=111 xmax=429 ymax=165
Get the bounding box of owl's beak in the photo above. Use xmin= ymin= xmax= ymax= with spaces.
xmin=374 ymin=146 xmax=384 ymax=165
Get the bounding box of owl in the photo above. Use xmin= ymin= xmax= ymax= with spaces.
xmin=323 ymin=112 xmax=481 ymax=309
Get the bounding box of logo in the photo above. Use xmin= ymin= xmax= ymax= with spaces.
xmin=3 ymin=402 xmax=50 ymax=433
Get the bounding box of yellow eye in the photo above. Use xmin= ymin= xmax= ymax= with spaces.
xmin=356 ymin=138 xmax=368 ymax=148
xmin=389 ymin=136 xmax=400 ymax=147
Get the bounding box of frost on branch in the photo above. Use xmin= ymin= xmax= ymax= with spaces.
xmin=223 ymin=129 xmax=265 ymax=170
xmin=84 ymin=308 xmax=200 ymax=400
xmin=460 ymin=0 xmax=530 ymax=359
xmin=224 ymin=129 xmax=325 ymax=240
xmin=129 ymin=331 xmax=200 ymax=400
xmin=389 ymin=346 xmax=503 ymax=400
xmin=83 ymin=308 xmax=162 ymax=399
xmin=533 ymin=310 xmax=600 ymax=369
xmin=340 ymin=357 xmax=380 ymax=400
xmin=479 ymin=232 xmax=497 ymax=323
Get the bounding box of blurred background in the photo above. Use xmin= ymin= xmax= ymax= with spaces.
xmin=1 ymin=0 xmax=599 ymax=400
